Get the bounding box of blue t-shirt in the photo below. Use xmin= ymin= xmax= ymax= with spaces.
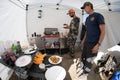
xmin=85 ymin=12 xmax=105 ymax=43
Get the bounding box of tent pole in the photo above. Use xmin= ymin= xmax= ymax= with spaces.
xmin=81 ymin=9 xmax=84 ymax=23
xmin=9 ymin=0 xmax=25 ymax=10
xmin=26 ymin=4 xmax=29 ymax=38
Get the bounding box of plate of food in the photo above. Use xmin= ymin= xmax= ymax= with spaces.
xmin=48 ymin=55 xmax=62 ymax=64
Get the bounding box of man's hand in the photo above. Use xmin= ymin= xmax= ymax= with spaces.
xmin=92 ymin=44 xmax=99 ymax=54
xmin=63 ymin=24 xmax=69 ymax=29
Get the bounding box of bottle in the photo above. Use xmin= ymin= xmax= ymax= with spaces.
xmin=53 ymin=41 xmax=56 ymax=48
xmin=34 ymin=32 xmax=37 ymax=37
xmin=17 ymin=41 xmax=22 ymax=53
xmin=10 ymin=51 xmax=16 ymax=62
xmin=51 ymin=43 xmax=54 ymax=48
xmin=34 ymin=44 xmax=37 ymax=50
xmin=11 ymin=44 xmax=17 ymax=53
xmin=32 ymin=34 xmax=34 ymax=37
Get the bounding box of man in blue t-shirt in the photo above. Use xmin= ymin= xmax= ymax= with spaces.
xmin=81 ymin=2 xmax=105 ymax=73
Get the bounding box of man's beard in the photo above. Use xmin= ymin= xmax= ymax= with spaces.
xmin=70 ymin=15 xmax=74 ymax=17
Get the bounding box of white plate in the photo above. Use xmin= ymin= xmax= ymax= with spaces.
xmin=24 ymin=48 xmax=36 ymax=54
xmin=107 ymin=45 xmax=120 ymax=52
xmin=48 ymin=55 xmax=62 ymax=64
xmin=15 ymin=55 xmax=32 ymax=67
xmin=45 ymin=66 xmax=66 ymax=80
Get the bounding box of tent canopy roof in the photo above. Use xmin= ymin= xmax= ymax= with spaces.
xmin=20 ymin=0 xmax=120 ymax=12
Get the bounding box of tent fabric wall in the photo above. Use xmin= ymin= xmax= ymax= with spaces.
xmin=0 ymin=0 xmax=28 ymax=79
xmin=27 ymin=4 xmax=82 ymax=37
xmin=0 ymin=0 xmax=28 ymax=53
xmin=99 ymin=11 xmax=120 ymax=52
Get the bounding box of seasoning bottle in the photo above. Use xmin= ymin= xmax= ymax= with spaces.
xmin=17 ymin=41 xmax=22 ymax=53
xmin=34 ymin=32 xmax=37 ymax=37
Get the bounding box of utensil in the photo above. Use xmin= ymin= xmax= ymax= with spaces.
xmin=39 ymin=63 xmax=45 ymax=70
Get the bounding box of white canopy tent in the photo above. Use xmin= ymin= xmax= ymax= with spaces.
xmin=0 ymin=0 xmax=120 ymax=79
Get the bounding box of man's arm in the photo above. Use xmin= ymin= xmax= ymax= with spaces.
xmin=92 ymin=24 xmax=105 ymax=53
xmin=81 ymin=32 xmax=86 ymax=47
xmin=98 ymin=24 xmax=105 ymax=45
